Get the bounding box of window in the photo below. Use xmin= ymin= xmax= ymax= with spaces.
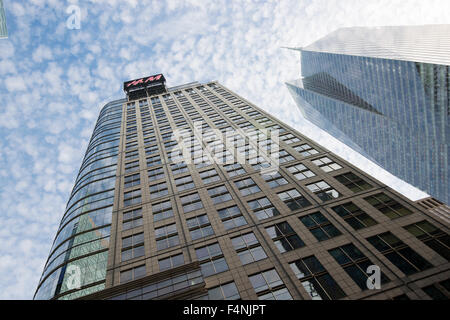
xmin=175 ymin=175 xmax=195 ymax=192
xmin=149 ymin=181 xmax=169 ymax=198
xmin=265 ymin=222 xmax=304 ymax=253
xmin=125 ymin=160 xmax=140 ymax=173
xmin=147 ymin=155 xmax=162 ymax=167
xmin=120 ymin=265 xmax=146 ymax=283
xmin=193 ymin=155 xmax=211 ymax=169
xmin=367 ymin=232 xmax=433 ymax=275
xmin=261 ymin=172 xmax=288 ymax=188
xmin=328 ymin=244 xmax=390 ymax=290
xmin=403 ymin=221 xmax=450 ymax=261
xmin=124 ymin=173 xmax=140 ymax=189
xmin=145 ymin=145 xmax=159 ymax=156
xmin=277 ymin=189 xmax=311 ymax=211
xmin=247 ymin=197 xmax=280 ymax=220
xmin=364 ymin=193 xmax=412 ymax=219
xmin=123 ymin=208 xmax=143 ymax=231
xmin=144 ymin=136 xmax=157 ymax=145
xmin=200 ymin=282 xmax=240 ymax=300
xmin=187 ymin=214 xmax=215 ymax=240
xmin=312 ymin=157 xmax=342 ymax=172
xmin=125 ymin=149 xmax=139 ymax=161
xmin=171 ymin=162 xmax=188 ymax=175
xmin=159 ymin=253 xmax=184 ymax=271
xmin=290 ymin=256 xmax=346 ymax=300
xmin=249 ymin=269 xmax=292 ymax=300
xmin=280 ymin=133 xmax=300 ymax=144
xmin=195 ymin=243 xmax=229 ymax=277
xmin=334 ymin=172 xmax=373 ymax=193
xmin=217 ymin=205 xmax=247 ymax=230
xmin=235 ymin=178 xmax=261 ymax=196
xmin=126 ymin=141 xmax=138 ymax=150
xmin=287 ymin=163 xmax=316 ymax=180
xmin=306 ymin=181 xmax=341 ymax=201
xmin=148 ymin=167 xmax=165 ymax=181
xmin=231 ymin=232 xmax=267 ymax=265
xmin=124 ymin=189 xmax=141 ymax=207
xmin=208 ymin=185 xmax=232 ymax=204
xmin=121 ymin=232 xmax=145 ymax=261
xmin=223 ymin=163 xmax=246 ymax=177
xmin=276 ymin=150 xmax=295 ymax=163
xmin=294 ymin=144 xmax=319 ymax=157
xmin=180 ymin=193 xmax=203 ymax=213
xmin=332 ymin=202 xmax=378 ymax=230
xmin=422 ymin=284 xmax=448 ymax=300
xmin=200 ymin=169 xmax=221 ymax=184
xmin=299 ymin=212 xmax=342 ymax=241
xmin=155 ymin=223 xmax=179 ymax=251
xmin=152 ymin=200 xmax=173 ymax=222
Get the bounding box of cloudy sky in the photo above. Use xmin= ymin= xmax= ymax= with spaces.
xmin=0 ymin=0 xmax=448 ymax=300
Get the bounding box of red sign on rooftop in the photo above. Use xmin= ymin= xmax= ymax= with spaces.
xmin=124 ymin=74 xmax=165 ymax=90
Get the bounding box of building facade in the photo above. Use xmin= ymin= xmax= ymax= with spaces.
xmin=0 ymin=0 xmax=8 ymax=38
xmin=286 ymin=25 xmax=449 ymax=205
xmin=35 ymin=75 xmax=450 ymax=300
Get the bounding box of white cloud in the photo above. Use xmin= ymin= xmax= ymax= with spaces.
xmin=4 ymin=76 xmax=27 ymax=92
xmin=0 ymin=0 xmax=448 ymax=300
xmin=32 ymin=45 xmax=54 ymax=63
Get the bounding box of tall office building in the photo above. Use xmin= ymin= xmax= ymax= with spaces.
xmin=0 ymin=0 xmax=8 ymax=38
xmin=286 ymin=25 xmax=449 ymax=205
xmin=35 ymin=74 xmax=450 ymax=300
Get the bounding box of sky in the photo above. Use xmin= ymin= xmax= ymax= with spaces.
xmin=0 ymin=0 xmax=448 ymax=300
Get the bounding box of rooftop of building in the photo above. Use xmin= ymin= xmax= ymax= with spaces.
xmin=298 ymin=24 xmax=450 ymax=66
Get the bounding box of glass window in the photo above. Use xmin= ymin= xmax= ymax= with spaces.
xmin=334 ymin=172 xmax=373 ymax=193
xmin=277 ymin=189 xmax=311 ymax=211
xmin=404 ymin=221 xmax=450 ymax=261
xmin=329 ymin=243 xmax=390 ymax=290
xmin=235 ymin=178 xmax=261 ymax=196
xmin=287 ymin=163 xmax=316 ymax=180
xmin=265 ymin=221 xmax=305 ymax=253
xmin=231 ymin=232 xmax=267 ymax=265
xmin=311 ymin=157 xmax=342 ymax=172
xmin=187 ymin=214 xmax=215 ymax=240
xmin=155 ymin=224 xmax=179 ymax=251
xmin=217 ymin=205 xmax=247 ymax=230
xmin=207 ymin=185 xmax=232 ymax=204
xmin=249 ymin=269 xmax=292 ymax=300
xmin=290 ymin=256 xmax=346 ymax=300
xmin=367 ymin=232 xmax=433 ymax=275
xmin=123 ymin=208 xmax=143 ymax=231
xmin=364 ymin=193 xmax=412 ymax=219
xmin=195 ymin=243 xmax=229 ymax=277
xmin=306 ymin=181 xmax=341 ymax=201
xmin=247 ymin=197 xmax=280 ymax=220
xmin=299 ymin=212 xmax=342 ymax=241
xmin=332 ymin=202 xmax=378 ymax=230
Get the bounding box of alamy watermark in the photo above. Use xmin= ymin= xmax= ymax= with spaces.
xmin=66 ymin=4 xmax=81 ymax=30
xmin=366 ymin=265 xmax=381 ymax=290
xmin=168 ymin=121 xmax=280 ymax=176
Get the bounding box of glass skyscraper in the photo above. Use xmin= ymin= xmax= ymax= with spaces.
xmin=0 ymin=0 xmax=8 ymax=38
xmin=34 ymin=74 xmax=450 ymax=300
xmin=286 ymin=25 xmax=449 ymax=205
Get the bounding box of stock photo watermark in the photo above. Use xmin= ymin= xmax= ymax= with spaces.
xmin=65 ymin=265 xmax=82 ymax=290
xmin=66 ymin=4 xmax=81 ymax=30
xmin=169 ymin=121 xmax=281 ymax=176
xmin=366 ymin=265 xmax=381 ymax=290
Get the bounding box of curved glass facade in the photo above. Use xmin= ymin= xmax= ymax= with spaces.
xmin=34 ymin=99 xmax=125 ymax=300
xmin=287 ymin=32 xmax=449 ymax=205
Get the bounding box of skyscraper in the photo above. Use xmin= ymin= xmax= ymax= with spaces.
xmin=0 ymin=0 xmax=8 ymax=38
xmin=286 ymin=25 xmax=449 ymax=205
xmin=35 ymin=74 xmax=450 ymax=300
